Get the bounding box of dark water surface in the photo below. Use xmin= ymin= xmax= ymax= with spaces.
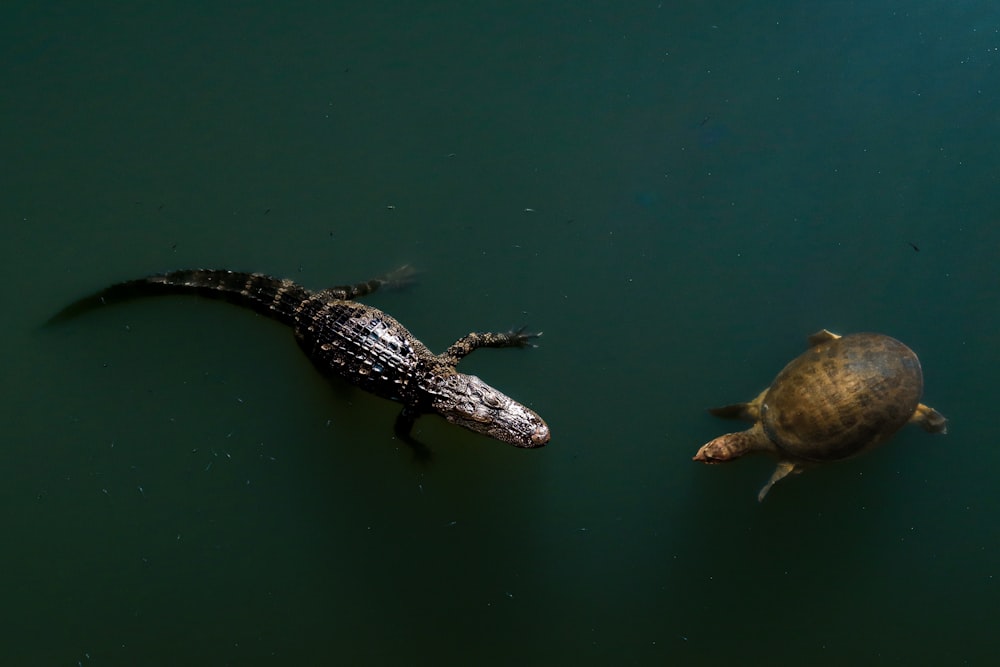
xmin=3 ymin=2 xmax=998 ymax=665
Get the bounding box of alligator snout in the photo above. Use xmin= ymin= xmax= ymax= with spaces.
xmin=531 ymin=422 xmax=551 ymax=447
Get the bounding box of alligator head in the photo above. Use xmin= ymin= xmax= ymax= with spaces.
xmin=428 ymin=372 xmax=549 ymax=448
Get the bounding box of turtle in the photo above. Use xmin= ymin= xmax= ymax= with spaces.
xmin=693 ymin=329 xmax=947 ymax=501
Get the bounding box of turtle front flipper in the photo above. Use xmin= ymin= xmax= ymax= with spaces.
xmin=708 ymin=403 xmax=755 ymax=420
xmin=910 ymin=403 xmax=948 ymax=434
xmin=807 ymin=329 xmax=841 ymax=346
xmin=757 ymin=460 xmax=802 ymax=502
xmin=708 ymin=388 xmax=767 ymax=422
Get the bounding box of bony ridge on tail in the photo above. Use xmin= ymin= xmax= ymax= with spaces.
xmin=694 ymin=329 xmax=946 ymax=501
xmin=50 ymin=266 xmax=550 ymax=450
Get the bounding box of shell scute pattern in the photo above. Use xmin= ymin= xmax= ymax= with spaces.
xmin=763 ymin=333 xmax=922 ymax=461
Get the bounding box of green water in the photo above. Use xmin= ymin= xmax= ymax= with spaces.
xmin=2 ymin=2 xmax=998 ymax=665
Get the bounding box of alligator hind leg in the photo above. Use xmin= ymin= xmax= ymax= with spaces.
xmin=317 ymin=264 xmax=416 ymax=301
xmin=439 ymin=326 xmax=541 ymax=365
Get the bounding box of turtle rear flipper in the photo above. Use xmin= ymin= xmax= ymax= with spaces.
xmin=911 ymin=403 xmax=948 ymax=434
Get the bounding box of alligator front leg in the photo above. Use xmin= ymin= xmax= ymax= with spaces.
xmin=438 ymin=326 xmax=541 ymax=365
xmin=393 ymin=408 xmax=430 ymax=459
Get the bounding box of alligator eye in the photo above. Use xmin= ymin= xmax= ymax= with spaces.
xmin=460 ymin=402 xmax=490 ymax=423
xmin=481 ymin=391 xmax=502 ymax=408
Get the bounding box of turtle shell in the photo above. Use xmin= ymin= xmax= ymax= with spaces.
xmin=760 ymin=333 xmax=924 ymax=462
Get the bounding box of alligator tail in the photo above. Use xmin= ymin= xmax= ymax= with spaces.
xmin=49 ymin=269 xmax=312 ymax=327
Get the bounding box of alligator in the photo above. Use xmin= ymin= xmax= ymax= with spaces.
xmin=51 ymin=266 xmax=550 ymax=449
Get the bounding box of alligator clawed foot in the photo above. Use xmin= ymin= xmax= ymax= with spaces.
xmin=510 ymin=326 xmax=543 ymax=348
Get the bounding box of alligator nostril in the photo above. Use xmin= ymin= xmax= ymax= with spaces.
xmin=530 ymin=423 xmax=551 ymax=446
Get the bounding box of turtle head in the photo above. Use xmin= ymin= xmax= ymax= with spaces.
xmin=693 ymin=426 xmax=768 ymax=463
